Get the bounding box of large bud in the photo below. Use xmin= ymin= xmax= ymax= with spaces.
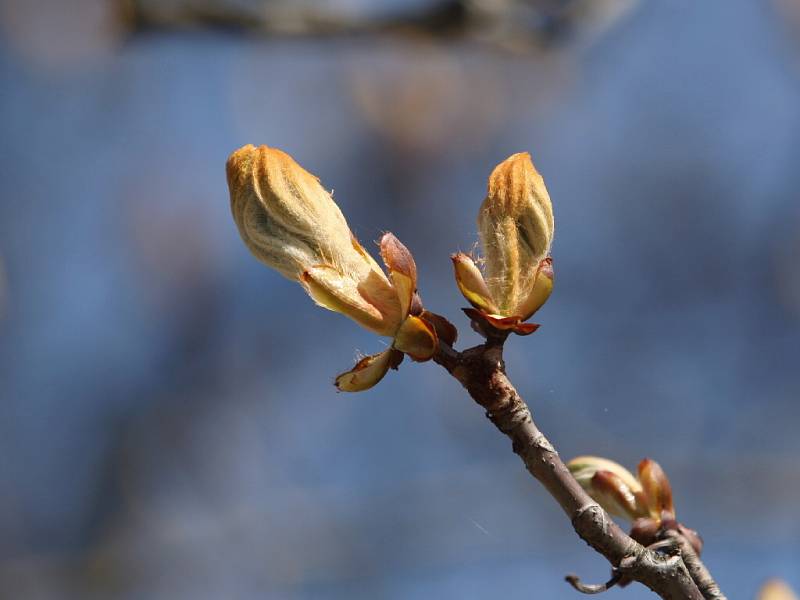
xmin=227 ymin=144 xmax=402 ymax=337
xmin=226 ymin=145 xmax=437 ymax=391
xmin=452 ymin=152 xmax=555 ymax=335
xmin=479 ymin=152 xmax=554 ymax=318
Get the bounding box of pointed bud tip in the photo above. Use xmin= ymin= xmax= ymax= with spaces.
xmin=226 ymin=144 xmax=256 ymax=187
xmin=379 ymin=232 xmax=417 ymax=279
xmin=493 ymin=152 xmax=533 ymax=169
xmin=638 ymin=458 xmax=675 ymax=519
xmin=502 ymin=151 xmax=533 ymax=168
xmin=486 ymin=151 xmax=541 ymax=199
xmin=226 ymin=144 xmax=312 ymax=188
xmin=226 ymin=143 xmax=256 ymax=162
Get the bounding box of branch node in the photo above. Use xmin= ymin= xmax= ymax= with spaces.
xmin=531 ymin=431 xmax=555 ymax=453
xmin=572 ymin=503 xmax=609 ymax=538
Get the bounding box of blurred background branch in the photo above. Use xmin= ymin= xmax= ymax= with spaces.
xmin=121 ymin=0 xmax=638 ymax=51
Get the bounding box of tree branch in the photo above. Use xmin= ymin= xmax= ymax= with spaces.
xmin=432 ymin=335 xmax=711 ymax=599
xmin=664 ymin=530 xmax=727 ymax=600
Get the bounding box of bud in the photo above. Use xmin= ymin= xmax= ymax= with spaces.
xmin=452 ymin=252 xmax=498 ymax=315
xmin=228 ymin=145 xmax=354 ymax=281
xmin=630 ymin=517 xmax=661 ymax=547
xmin=227 ymin=145 xmax=437 ymax=390
xmin=568 ymin=455 xmax=686 ymax=540
xmin=567 ymin=456 xmax=649 ymax=521
xmin=452 ymin=153 xmax=554 ymax=334
xmin=638 ymin=458 xmax=675 ymax=520
xmin=479 ymin=152 xmax=554 ymax=314
xmin=758 ymin=581 xmax=799 ymax=600
xmin=335 ymin=348 xmax=404 ymax=393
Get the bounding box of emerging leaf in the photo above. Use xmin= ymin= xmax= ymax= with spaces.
xmin=451 ymin=253 xmax=498 ymax=314
xmin=301 ymin=265 xmax=401 ymax=337
xmin=638 ymin=458 xmax=675 ymax=520
xmin=515 ymin=258 xmax=554 ymax=321
xmin=335 ymin=348 xmax=404 ymax=392
xmin=393 ymin=315 xmax=438 ymax=361
xmin=380 ymin=232 xmax=417 ymax=319
xmin=591 ymin=470 xmax=649 ymax=520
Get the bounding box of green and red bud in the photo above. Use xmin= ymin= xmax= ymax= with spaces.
xmin=568 ymin=455 xmax=649 ymax=521
xmin=567 ymin=455 xmax=680 ymax=533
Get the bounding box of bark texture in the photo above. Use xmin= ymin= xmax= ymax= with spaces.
xmin=433 ymin=335 xmax=722 ymax=599
xmin=666 ymin=530 xmax=727 ymax=600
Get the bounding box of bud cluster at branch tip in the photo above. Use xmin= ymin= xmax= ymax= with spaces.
xmin=227 ymin=144 xmax=450 ymax=392
xmin=567 ymin=455 xmax=702 ymax=555
xmin=452 ymin=152 xmax=554 ymax=335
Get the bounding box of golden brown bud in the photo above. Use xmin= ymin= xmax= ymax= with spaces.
xmin=452 ymin=153 xmax=555 ymax=334
xmin=478 ymin=152 xmax=554 ymax=317
xmin=226 ymin=146 xmax=437 ymax=391
xmin=227 ymin=145 xmax=402 ymax=336
xmin=227 ymin=144 xmax=355 ymax=281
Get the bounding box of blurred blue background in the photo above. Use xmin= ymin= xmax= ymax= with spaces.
xmin=1 ymin=0 xmax=799 ymax=598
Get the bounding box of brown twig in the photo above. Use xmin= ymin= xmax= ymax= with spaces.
xmin=565 ymin=571 xmax=622 ymax=594
xmin=432 ymin=332 xmax=716 ymax=599
xmin=664 ymin=529 xmax=727 ymax=600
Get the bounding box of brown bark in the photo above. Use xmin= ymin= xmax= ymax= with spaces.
xmin=433 ymin=334 xmax=722 ymax=599
xmin=665 ymin=530 xmax=727 ymax=600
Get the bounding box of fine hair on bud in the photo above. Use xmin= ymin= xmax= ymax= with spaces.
xmin=477 ymin=152 xmax=554 ymax=316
